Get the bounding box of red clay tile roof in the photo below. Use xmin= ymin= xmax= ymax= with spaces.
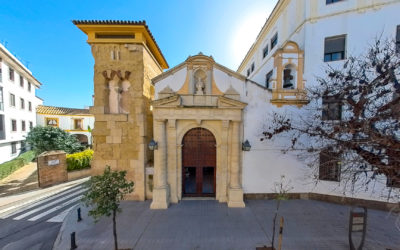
xmin=36 ymin=105 xmax=92 ymax=115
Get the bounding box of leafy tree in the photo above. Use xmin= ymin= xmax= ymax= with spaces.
xmin=82 ymin=166 xmax=134 ymax=250
xmin=26 ymin=126 xmax=84 ymax=155
xmin=261 ymin=39 xmax=400 ymax=200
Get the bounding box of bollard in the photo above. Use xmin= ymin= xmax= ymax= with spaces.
xmin=77 ymin=207 xmax=82 ymax=222
xmin=71 ymin=232 xmax=77 ymax=249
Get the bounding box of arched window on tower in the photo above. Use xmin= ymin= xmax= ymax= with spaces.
xmin=283 ymin=64 xmax=296 ymax=89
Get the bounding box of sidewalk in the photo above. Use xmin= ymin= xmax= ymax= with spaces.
xmin=54 ymin=199 xmax=400 ymax=250
xmin=0 ymin=162 xmax=38 ymax=197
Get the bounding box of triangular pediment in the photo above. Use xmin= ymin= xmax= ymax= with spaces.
xmin=152 ymin=95 xmax=181 ymax=107
xmin=217 ymin=96 xmax=247 ymax=109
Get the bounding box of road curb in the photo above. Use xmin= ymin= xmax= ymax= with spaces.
xmin=52 ymin=203 xmax=79 ymax=250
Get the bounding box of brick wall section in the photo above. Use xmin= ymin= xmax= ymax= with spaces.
xmin=37 ymin=150 xmax=67 ymax=188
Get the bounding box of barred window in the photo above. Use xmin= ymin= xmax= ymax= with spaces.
xmin=322 ymin=96 xmax=342 ymax=120
xmin=319 ymin=150 xmax=341 ymax=181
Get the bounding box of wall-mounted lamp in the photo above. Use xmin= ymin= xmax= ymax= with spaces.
xmin=148 ymin=139 xmax=158 ymax=150
xmin=242 ymin=140 xmax=251 ymax=151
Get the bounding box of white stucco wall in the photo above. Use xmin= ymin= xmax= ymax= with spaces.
xmin=239 ymin=0 xmax=400 ymax=202
xmin=36 ymin=113 xmax=94 ymax=145
xmin=0 ymin=44 xmax=42 ymax=164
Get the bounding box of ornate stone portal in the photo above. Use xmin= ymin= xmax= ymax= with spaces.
xmin=151 ymin=54 xmax=247 ymax=208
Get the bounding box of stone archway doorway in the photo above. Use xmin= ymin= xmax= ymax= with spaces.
xmin=182 ymin=127 xmax=216 ymax=197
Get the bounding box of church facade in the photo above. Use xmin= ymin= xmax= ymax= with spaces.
xmin=74 ymin=0 xmax=400 ymax=209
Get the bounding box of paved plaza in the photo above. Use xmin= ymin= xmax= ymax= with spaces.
xmin=54 ymin=199 xmax=400 ymax=250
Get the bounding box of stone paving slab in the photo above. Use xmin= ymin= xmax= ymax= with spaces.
xmin=54 ymin=199 xmax=400 ymax=250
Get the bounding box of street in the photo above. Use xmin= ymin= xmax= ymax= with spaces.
xmin=0 ymin=180 xmax=87 ymax=250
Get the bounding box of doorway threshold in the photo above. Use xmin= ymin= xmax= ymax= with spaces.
xmin=182 ymin=197 xmax=216 ymax=201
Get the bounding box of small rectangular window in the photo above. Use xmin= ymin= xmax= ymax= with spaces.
xmin=271 ymin=33 xmax=278 ymax=49
xmin=10 ymin=93 xmax=15 ymax=107
xmin=322 ymin=96 xmax=342 ymax=120
xmin=9 ymin=68 xmax=14 ymax=81
xmin=74 ymin=119 xmax=83 ymax=130
xmin=0 ymin=87 xmax=3 ymax=111
xmin=246 ymin=69 xmax=250 ymax=77
xmin=0 ymin=114 xmax=5 ymax=140
xmin=20 ymin=75 xmax=24 ymax=87
xmin=324 ymin=35 xmax=346 ymax=62
xmin=319 ymin=150 xmax=340 ymax=181
xmin=11 ymin=142 xmax=17 ymax=154
xmin=46 ymin=117 xmax=59 ymax=127
xmin=265 ymin=70 xmax=273 ymax=88
xmin=263 ymin=46 xmax=269 ymax=58
xmin=387 ymin=170 xmax=400 ymax=188
xmin=326 ymin=0 xmax=344 ymax=4
xmin=28 ymin=82 xmax=32 ymax=92
xmin=21 ymin=120 xmax=26 ymax=131
xmin=251 ymin=62 xmax=255 ymax=73
xmin=28 ymin=101 xmax=32 ymax=111
xmin=11 ymin=119 xmax=17 ymax=131
xmin=0 ymin=59 xmax=2 ymax=83
xmin=20 ymin=98 xmax=25 ymax=109
xmin=29 ymin=121 xmax=33 ymax=130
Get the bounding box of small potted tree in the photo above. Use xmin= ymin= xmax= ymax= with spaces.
xmin=83 ymin=166 xmax=134 ymax=250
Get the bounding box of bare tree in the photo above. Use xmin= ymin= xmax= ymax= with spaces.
xmin=261 ymin=39 xmax=400 ymax=201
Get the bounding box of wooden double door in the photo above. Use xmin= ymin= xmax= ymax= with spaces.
xmin=182 ymin=128 xmax=216 ymax=197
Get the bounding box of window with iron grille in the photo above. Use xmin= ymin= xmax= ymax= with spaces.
xmin=387 ymin=170 xmax=400 ymax=188
xmin=21 ymin=120 xmax=26 ymax=131
xmin=9 ymin=68 xmax=14 ymax=81
xmin=28 ymin=101 xmax=32 ymax=111
xmin=322 ymin=96 xmax=342 ymax=120
xmin=29 ymin=121 xmax=33 ymax=130
xmin=271 ymin=33 xmax=278 ymax=49
xmin=319 ymin=150 xmax=341 ymax=181
xmin=28 ymin=82 xmax=32 ymax=92
xmin=0 ymin=114 xmax=5 ymax=140
xmin=11 ymin=142 xmax=17 ymax=154
xmin=265 ymin=70 xmax=273 ymax=88
xmin=324 ymin=35 xmax=346 ymax=62
xmin=11 ymin=119 xmax=17 ymax=131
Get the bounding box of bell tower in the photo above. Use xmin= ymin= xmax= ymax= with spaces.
xmin=74 ymin=20 xmax=168 ymax=200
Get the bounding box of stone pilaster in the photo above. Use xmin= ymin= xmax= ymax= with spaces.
xmin=167 ymin=119 xmax=179 ymax=203
xmin=228 ymin=121 xmax=245 ymax=207
xmin=150 ymin=119 xmax=170 ymax=209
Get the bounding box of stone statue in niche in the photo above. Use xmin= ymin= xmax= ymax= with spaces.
xmin=194 ymin=69 xmax=207 ymax=95
xmin=120 ymin=71 xmax=131 ymax=114
xmin=195 ymin=76 xmax=205 ymax=95
xmin=102 ymin=70 xmax=131 ymax=114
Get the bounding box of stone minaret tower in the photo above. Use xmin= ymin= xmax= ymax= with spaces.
xmin=74 ymin=20 xmax=168 ymax=200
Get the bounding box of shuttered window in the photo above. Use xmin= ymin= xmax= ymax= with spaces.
xmin=322 ymin=96 xmax=342 ymax=120
xmin=319 ymin=150 xmax=340 ymax=181
xmin=324 ymin=35 xmax=346 ymax=62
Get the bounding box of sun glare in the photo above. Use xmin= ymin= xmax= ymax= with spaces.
xmin=231 ymin=7 xmax=274 ymax=69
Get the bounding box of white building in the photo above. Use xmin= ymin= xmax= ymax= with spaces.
xmin=236 ymin=0 xmax=400 ymax=202
xmin=36 ymin=105 xmax=94 ymax=146
xmin=0 ymin=43 xmax=42 ymax=164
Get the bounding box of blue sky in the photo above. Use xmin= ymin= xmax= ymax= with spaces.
xmin=0 ymin=0 xmax=277 ymax=108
